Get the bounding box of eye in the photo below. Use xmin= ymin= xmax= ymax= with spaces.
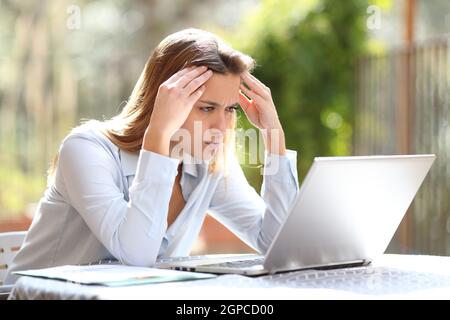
xmin=200 ymin=106 xmax=215 ymax=112
xmin=226 ymin=105 xmax=239 ymax=113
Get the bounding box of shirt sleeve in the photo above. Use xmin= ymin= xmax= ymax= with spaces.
xmin=58 ymin=136 xmax=179 ymax=266
xmin=208 ymin=149 xmax=300 ymax=254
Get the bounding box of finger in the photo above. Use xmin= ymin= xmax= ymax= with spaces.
xmin=239 ymin=91 xmax=259 ymax=121
xmin=241 ymin=72 xmax=270 ymax=100
xmin=184 ymin=69 xmax=213 ymax=94
xmin=186 ymin=85 xmax=206 ymax=106
xmin=176 ymin=65 xmax=209 ymax=88
xmin=248 ymin=72 xmax=270 ymax=91
xmin=165 ymin=65 xmax=196 ymax=84
xmin=241 ymin=73 xmax=270 ymax=100
xmin=239 ymin=91 xmax=252 ymax=110
xmin=240 ymin=84 xmax=265 ymax=108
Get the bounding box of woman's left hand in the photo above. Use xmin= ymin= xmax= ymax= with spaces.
xmin=239 ymin=72 xmax=282 ymax=131
xmin=239 ymin=72 xmax=286 ymax=155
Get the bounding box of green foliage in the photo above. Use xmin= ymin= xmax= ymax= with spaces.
xmin=0 ymin=0 xmax=372 ymax=217
xmin=0 ymin=164 xmax=46 ymax=218
xmin=230 ymin=0 xmax=368 ymax=183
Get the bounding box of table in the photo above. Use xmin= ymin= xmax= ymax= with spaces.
xmin=8 ymin=254 xmax=450 ymax=300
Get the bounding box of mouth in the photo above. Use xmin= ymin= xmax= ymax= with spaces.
xmin=204 ymin=141 xmax=222 ymax=147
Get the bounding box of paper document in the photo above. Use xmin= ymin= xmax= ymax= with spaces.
xmin=13 ymin=264 xmax=216 ymax=287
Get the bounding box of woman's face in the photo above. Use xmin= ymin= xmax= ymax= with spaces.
xmin=170 ymin=72 xmax=241 ymax=161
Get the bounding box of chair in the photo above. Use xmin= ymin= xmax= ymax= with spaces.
xmin=0 ymin=231 xmax=27 ymax=300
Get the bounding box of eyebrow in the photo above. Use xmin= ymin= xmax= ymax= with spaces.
xmin=199 ymin=100 xmax=239 ymax=108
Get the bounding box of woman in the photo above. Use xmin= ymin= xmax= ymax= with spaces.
xmin=5 ymin=28 xmax=299 ymax=284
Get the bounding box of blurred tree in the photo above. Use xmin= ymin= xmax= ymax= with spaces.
xmin=228 ymin=0 xmax=369 ymax=185
xmin=0 ymin=0 xmax=255 ymax=219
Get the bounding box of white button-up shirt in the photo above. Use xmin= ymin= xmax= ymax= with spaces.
xmin=5 ymin=123 xmax=299 ymax=284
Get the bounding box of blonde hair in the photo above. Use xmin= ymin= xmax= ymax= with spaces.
xmin=48 ymin=28 xmax=255 ymax=184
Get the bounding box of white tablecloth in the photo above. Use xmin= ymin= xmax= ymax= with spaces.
xmin=8 ymin=254 xmax=450 ymax=300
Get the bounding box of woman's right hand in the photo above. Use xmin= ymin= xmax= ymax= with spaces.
xmin=143 ymin=65 xmax=213 ymax=156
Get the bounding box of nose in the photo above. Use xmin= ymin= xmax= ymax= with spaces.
xmin=212 ymin=109 xmax=228 ymax=134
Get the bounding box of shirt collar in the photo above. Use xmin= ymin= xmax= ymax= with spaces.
xmin=181 ymin=152 xmax=199 ymax=178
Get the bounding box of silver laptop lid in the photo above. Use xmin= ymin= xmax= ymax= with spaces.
xmin=264 ymin=154 xmax=436 ymax=273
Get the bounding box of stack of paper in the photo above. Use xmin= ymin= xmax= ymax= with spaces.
xmin=13 ymin=264 xmax=216 ymax=287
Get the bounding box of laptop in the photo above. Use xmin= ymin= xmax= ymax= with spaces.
xmin=157 ymin=154 xmax=435 ymax=276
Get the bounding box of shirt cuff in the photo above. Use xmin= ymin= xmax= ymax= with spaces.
xmin=263 ymin=149 xmax=299 ymax=185
xmin=135 ymin=149 xmax=180 ymax=184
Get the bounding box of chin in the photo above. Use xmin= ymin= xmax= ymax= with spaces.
xmin=190 ymin=147 xmax=218 ymax=162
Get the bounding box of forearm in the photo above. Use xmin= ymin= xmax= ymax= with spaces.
xmin=60 ymin=137 xmax=179 ymax=267
xmin=115 ymin=149 xmax=180 ymax=266
xmin=142 ymin=127 xmax=172 ymax=157
xmin=261 ymin=124 xmax=287 ymax=156
xmin=257 ymin=149 xmax=299 ymax=252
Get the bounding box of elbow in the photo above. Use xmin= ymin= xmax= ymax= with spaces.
xmin=119 ymin=252 xmax=157 ymax=267
xmin=255 ymin=235 xmax=271 ymax=255
xmin=110 ymin=233 xmax=160 ymax=267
